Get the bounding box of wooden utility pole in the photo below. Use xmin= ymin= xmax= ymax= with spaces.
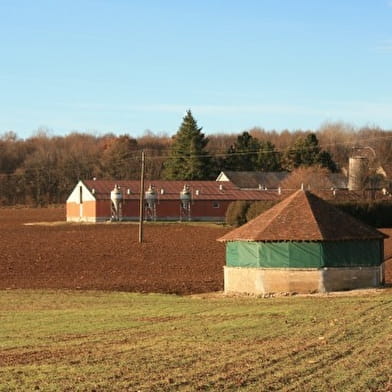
xmin=138 ymin=150 xmax=145 ymax=243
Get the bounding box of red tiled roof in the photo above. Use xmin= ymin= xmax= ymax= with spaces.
xmin=218 ymin=190 xmax=387 ymax=242
xmin=82 ymin=180 xmax=287 ymax=202
xmin=82 ymin=180 xmax=392 ymax=203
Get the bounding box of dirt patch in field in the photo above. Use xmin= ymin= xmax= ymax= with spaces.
xmin=1 ymin=208 xmax=391 ymax=294
xmin=0 ymin=348 xmax=71 ymax=366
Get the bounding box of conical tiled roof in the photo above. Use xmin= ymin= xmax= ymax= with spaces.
xmin=218 ymin=190 xmax=387 ymax=242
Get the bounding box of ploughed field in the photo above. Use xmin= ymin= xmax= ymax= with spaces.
xmin=0 ymin=207 xmax=230 ymax=294
xmin=1 ymin=207 xmax=391 ymax=293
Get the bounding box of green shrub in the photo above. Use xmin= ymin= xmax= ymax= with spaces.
xmin=225 ymin=200 xmax=251 ymax=227
xmin=245 ymin=201 xmax=279 ymax=222
xmin=227 ymin=199 xmax=392 ymax=228
xmin=331 ymin=201 xmax=392 ymax=228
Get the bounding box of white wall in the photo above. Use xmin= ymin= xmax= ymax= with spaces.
xmin=66 ymin=181 xmax=96 ymax=204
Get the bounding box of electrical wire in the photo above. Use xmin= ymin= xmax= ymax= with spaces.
xmin=0 ymin=133 xmax=391 ymax=177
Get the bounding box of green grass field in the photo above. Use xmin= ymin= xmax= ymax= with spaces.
xmin=1 ymin=290 xmax=392 ymax=392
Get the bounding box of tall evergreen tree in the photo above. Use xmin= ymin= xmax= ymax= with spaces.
xmin=257 ymin=140 xmax=282 ymax=171
xmin=223 ymin=131 xmax=260 ymax=171
xmin=163 ymin=110 xmax=210 ymax=180
xmin=223 ymin=132 xmax=282 ymax=171
xmin=284 ymin=133 xmax=337 ymax=172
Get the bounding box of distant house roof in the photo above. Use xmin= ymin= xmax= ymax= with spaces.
xmin=82 ymin=180 xmax=287 ymax=202
xmin=314 ymin=188 xmax=392 ymax=201
xmin=216 ymin=170 xmax=348 ymax=190
xmin=376 ymin=164 xmax=392 ymax=178
xmin=218 ymin=190 xmax=387 ymax=242
xmin=313 ymin=189 xmax=366 ymax=201
xmin=216 ymin=171 xmax=289 ymax=189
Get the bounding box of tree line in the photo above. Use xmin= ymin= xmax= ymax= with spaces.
xmin=0 ymin=111 xmax=391 ymax=205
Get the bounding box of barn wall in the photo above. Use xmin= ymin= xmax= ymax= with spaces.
xmin=94 ymin=200 xmax=141 ymax=221
xmin=224 ymin=267 xmax=321 ymax=294
xmin=67 ymin=199 xmax=229 ymax=221
xmin=151 ymin=200 xmax=228 ymax=220
xmin=122 ymin=200 xmax=140 ymax=219
xmin=191 ymin=200 xmax=230 ymax=219
xmin=154 ymin=200 xmax=181 ymax=219
xmin=143 ymin=200 xmax=228 ymax=220
xmin=66 ymin=196 xmax=258 ymax=222
xmin=321 ymin=267 xmax=382 ymax=291
xmin=224 ymin=265 xmax=382 ymax=295
xmin=83 ymin=201 xmax=97 ymax=219
xmin=66 ymin=202 xmax=80 ymax=221
xmin=95 ymin=200 xmax=111 ymax=220
xmin=66 ymin=201 xmax=97 ymax=222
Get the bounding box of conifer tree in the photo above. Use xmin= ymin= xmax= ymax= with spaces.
xmin=223 ymin=132 xmax=282 ymax=171
xmin=257 ymin=140 xmax=282 ymax=171
xmin=223 ymin=131 xmax=260 ymax=171
xmin=284 ymin=133 xmax=337 ymax=172
xmin=163 ymin=110 xmax=210 ymax=180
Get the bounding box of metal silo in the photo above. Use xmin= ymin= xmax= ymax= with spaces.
xmin=110 ymin=184 xmax=123 ymax=221
xmin=180 ymin=184 xmax=191 ymax=221
xmin=145 ymin=184 xmax=158 ymax=221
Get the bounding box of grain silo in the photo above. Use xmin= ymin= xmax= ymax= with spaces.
xmin=218 ymin=190 xmax=387 ymax=294
xmin=348 ymin=156 xmax=369 ymax=191
xmin=110 ymin=184 xmax=123 ymax=221
xmin=180 ymin=184 xmax=191 ymax=221
xmin=145 ymin=184 xmax=158 ymax=221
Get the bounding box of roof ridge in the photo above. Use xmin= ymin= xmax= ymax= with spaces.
xmin=302 ymin=191 xmax=326 ymax=239
xmin=218 ymin=189 xmax=386 ymax=242
xmin=217 ymin=190 xmax=301 ymax=241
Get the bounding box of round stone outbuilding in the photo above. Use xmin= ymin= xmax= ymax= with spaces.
xmin=218 ymin=190 xmax=388 ymax=294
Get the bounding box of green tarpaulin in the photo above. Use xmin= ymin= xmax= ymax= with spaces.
xmin=226 ymin=240 xmax=382 ymax=268
xmin=322 ymin=241 xmax=381 ymax=267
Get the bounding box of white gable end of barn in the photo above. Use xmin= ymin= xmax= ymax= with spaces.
xmin=216 ymin=172 xmax=230 ymax=182
xmin=66 ymin=181 xmax=96 ymax=204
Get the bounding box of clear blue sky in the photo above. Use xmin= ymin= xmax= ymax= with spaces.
xmin=1 ymin=0 xmax=391 ymax=139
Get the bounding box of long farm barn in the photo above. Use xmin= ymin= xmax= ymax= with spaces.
xmin=66 ymin=180 xmax=286 ymax=222
xmin=66 ymin=179 xmax=389 ymax=223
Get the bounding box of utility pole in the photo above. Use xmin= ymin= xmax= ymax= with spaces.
xmin=138 ymin=150 xmax=145 ymax=243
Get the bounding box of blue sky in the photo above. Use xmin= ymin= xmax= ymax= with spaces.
xmin=0 ymin=0 xmax=391 ymax=139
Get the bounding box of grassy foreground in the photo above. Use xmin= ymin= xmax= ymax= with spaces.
xmin=1 ymin=290 xmax=392 ymax=391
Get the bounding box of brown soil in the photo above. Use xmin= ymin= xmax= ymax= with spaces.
xmin=1 ymin=207 xmax=391 ymax=294
xmin=0 ymin=207 xmax=229 ymax=294
xmin=381 ymin=228 xmax=392 ymax=283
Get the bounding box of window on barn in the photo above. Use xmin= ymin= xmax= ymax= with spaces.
xmin=79 ymin=186 xmax=83 ymax=204
xmin=212 ymin=201 xmax=220 ymax=208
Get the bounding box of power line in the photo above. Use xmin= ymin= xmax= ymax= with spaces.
xmin=0 ymin=133 xmax=392 ymax=177
xmin=140 ymin=133 xmax=392 ymax=161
